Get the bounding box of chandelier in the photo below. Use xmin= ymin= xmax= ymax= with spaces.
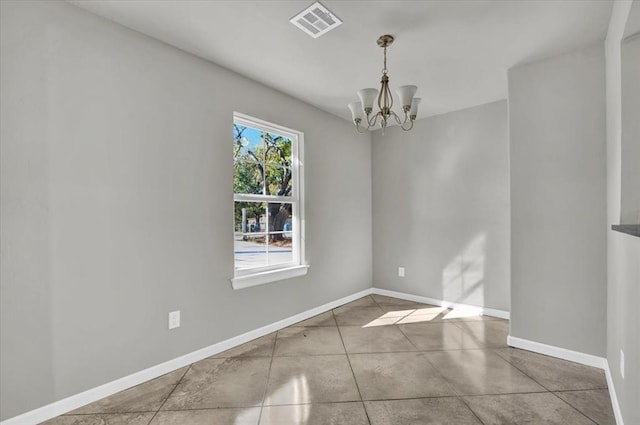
xmin=348 ymin=34 xmax=420 ymax=133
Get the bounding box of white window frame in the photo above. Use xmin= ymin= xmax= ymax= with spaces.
xmin=231 ymin=112 xmax=307 ymax=290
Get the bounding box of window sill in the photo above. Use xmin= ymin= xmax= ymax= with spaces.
xmin=231 ymin=265 xmax=310 ymax=290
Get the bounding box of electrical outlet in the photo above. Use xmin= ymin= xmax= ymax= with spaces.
xmin=168 ymin=310 xmax=180 ymax=330
xmin=398 ymin=267 xmax=405 ymax=277
xmin=620 ymin=350 xmax=625 ymax=379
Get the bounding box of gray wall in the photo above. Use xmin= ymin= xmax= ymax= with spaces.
xmin=372 ymin=100 xmax=510 ymax=312
xmin=606 ymin=2 xmax=640 ymax=423
xmin=0 ymin=1 xmax=372 ymax=419
xmin=508 ymin=46 xmax=607 ymax=357
xmin=621 ymin=35 xmax=640 ymax=224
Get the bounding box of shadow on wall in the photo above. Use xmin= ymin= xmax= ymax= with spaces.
xmin=442 ymin=233 xmax=487 ymax=306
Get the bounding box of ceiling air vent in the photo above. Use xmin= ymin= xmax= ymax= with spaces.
xmin=290 ymin=2 xmax=342 ymax=39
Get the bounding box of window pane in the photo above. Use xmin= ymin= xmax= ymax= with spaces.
xmin=234 ymin=160 xmax=264 ymax=195
xmin=267 ymin=203 xmax=294 ymax=264
xmin=265 ymin=165 xmax=293 ymax=197
xmin=235 ymin=235 xmax=267 ymax=271
xmin=233 ymin=124 xmax=263 ymax=161
xmin=267 ymin=202 xmax=293 ymax=235
xmin=234 ymin=201 xmax=268 ymax=271
xmin=234 ymin=201 xmax=267 ymax=234
xmin=268 ymin=236 xmax=293 ymax=266
xmin=264 ymin=133 xmax=292 ymax=167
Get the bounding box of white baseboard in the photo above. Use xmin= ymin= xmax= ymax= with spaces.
xmin=371 ymin=287 xmax=510 ymax=320
xmin=604 ymin=361 xmax=625 ymax=425
xmin=0 ymin=288 xmax=373 ymax=425
xmin=507 ymin=335 xmax=607 ymax=370
xmin=7 ymin=287 xmax=625 ymax=425
xmin=507 ymin=336 xmax=625 ymax=424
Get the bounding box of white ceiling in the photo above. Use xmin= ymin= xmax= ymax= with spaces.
xmin=69 ymin=0 xmax=613 ymax=122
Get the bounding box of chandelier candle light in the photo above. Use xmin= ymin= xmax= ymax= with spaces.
xmin=349 ymin=34 xmax=421 ymax=133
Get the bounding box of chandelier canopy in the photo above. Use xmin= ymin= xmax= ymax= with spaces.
xmin=349 ymin=34 xmax=420 ymax=133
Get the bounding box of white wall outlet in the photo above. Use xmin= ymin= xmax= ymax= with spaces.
xmin=620 ymin=349 xmax=625 ymax=379
xmin=168 ymin=310 xmax=180 ymax=330
xmin=398 ymin=267 xmax=405 ymax=277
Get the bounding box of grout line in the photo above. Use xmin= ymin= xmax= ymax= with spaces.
xmin=369 ymin=294 xmax=382 ymax=308
xmin=547 ymin=392 xmax=600 ymax=425
xmin=222 ymin=346 xmax=515 ymax=358
xmin=447 ymin=321 xmax=496 ymax=349
xmin=418 ymin=348 xmax=487 ymax=425
xmin=148 ymin=364 xmax=193 ymax=423
xmin=60 ymin=410 xmax=161 ymax=416
xmin=551 ymin=387 xmax=609 ymax=393
xmin=490 ymin=348 xmax=555 ymax=392
xmin=455 ymin=395 xmax=488 ymax=425
xmin=333 ymin=308 xmax=372 ymax=425
xmin=368 ymin=296 xmax=419 ymax=324
xmin=394 ymin=323 xmax=421 ymax=351
xmin=256 ymin=329 xmax=279 ymax=423
xmin=69 ymin=390 xmax=567 ymax=416
xmin=489 ymin=348 xmax=600 ymax=425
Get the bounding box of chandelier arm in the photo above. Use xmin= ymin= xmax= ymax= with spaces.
xmin=366 ymin=111 xmax=382 ymax=128
xmin=400 ymin=118 xmax=415 ymax=131
xmin=390 ymin=110 xmax=403 ymax=125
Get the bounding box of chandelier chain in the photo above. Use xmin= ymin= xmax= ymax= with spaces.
xmin=383 ymin=45 xmax=388 ymax=74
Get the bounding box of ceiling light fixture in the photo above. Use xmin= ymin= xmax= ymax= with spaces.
xmin=348 ymin=35 xmax=420 ymax=134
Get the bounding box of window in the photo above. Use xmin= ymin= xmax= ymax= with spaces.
xmin=231 ymin=113 xmax=307 ymax=289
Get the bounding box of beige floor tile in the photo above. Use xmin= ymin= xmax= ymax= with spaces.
xmin=452 ymin=320 xmax=509 ymax=347
xmin=212 ymin=333 xmax=276 ymax=358
xmin=290 ymin=311 xmax=336 ymax=327
xmin=494 ymin=347 xmax=608 ymax=390
xmin=41 ymin=295 xmax=616 ymax=425
xmin=555 ymin=389 xmax=616 ymax=425
xmin=463 ymin=392 xmax=595 ymax=425
xmin=399 ymin=322 xmax=483 ymax=351
xmin=333 ymin=305 xmax=386 ymax=326
xmin=339 ymin=325 xmax=416 ymax=353
xmin=339 ymin=296 xmax=377 ymax=308
xmin=150 ymin=408 xmax=260 ymax=425
xmin=264 ymin=355 xmax=360 ymax=405
xmin=274 ymin=327 xmax=345 ymax=356
xmin=425 ymin=349 xmax=546 ymax=395
xmin=437 ymin=308 xmax=507 ymax=322
xmin=349 ymin=352 xmax=456 ymax=400
xmin=365 ymin=398 xmax=483 ymax=425
xmin=161 ymin=357 xmax=270 ymax=409
xmin=394 ymin=306 xmax=451 ymax=323
xmin=360 ymin=316 xmax=404 ymax=327
xmin=377 ymin=303 xmax=440 ymax=314
xmin=370 ymin=294 xmax=424 ymax=306
xmin=42 ymin=413 xmax=154 ymax=425
xmin=70 ymin=367 xmax=188 ymax=414
xmin=260 ymin=402 xmax=369 ymax=425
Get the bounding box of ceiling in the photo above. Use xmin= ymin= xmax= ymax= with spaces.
xmin=69 ymin=0 xmax=613 ymax=122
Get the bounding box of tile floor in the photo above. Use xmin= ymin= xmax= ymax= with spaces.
xmin=43 ymin=295 xmax=616 ymax=425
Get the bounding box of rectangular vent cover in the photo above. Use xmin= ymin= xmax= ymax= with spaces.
xmin=290 ymin=2 xmax=342 ymax=38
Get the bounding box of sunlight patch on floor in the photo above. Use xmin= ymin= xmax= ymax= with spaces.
xmin=362 ymin=306 xmax=485 ymax=327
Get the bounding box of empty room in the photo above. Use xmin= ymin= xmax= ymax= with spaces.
xmin=1 ymin=1 xmax=638 ymax=424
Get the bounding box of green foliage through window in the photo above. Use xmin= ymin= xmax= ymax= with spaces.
xmin=233 ymin=124 xmax=294 ymax=242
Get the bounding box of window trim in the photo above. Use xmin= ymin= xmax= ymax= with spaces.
xmin=231 ymin=112 xmax=306 ymax=289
